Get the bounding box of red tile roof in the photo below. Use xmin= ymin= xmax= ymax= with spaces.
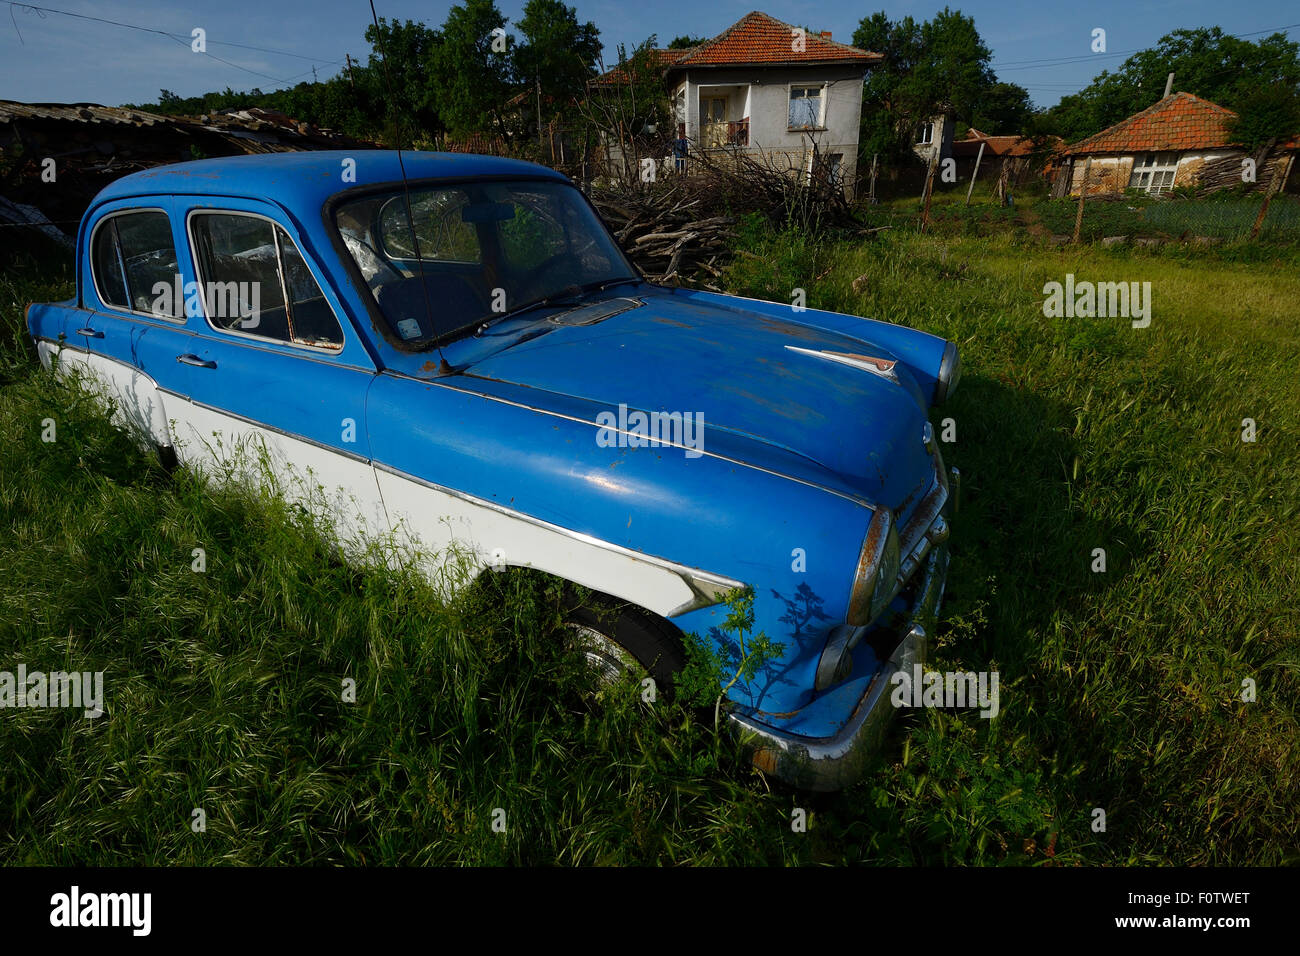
xmin=1066 ymin=92 xmax=1243 ymax=155
xmin=671 ymin=11 xmax=880 ymax=67
xmin=953 ymin=129 xmax=1063 ymax=158
xmin=590 ymin=48 xmax=692 ymax=87
xmin=591 ymin=11 xmax=878 ymax=87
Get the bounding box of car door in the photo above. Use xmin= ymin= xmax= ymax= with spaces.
xmin=79 ymin=198 xmax=196 ymax=453
xmin=172 ymin=196 xmax=388 ymax=551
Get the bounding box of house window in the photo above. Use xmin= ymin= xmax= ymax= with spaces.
xmin=917 ymin=122 xmax=934 ymax=145
xmin=1128 ymin=152 xmax=1179 ymax=194
xmin=788 ymin=87 xmax=823 ymax=130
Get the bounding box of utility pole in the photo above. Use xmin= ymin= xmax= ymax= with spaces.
xmin=345 ymin=54 xmax=357 ymax=92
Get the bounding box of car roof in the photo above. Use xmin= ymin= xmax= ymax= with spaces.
xmin=92 ymin=150 xmax=570 ymax=210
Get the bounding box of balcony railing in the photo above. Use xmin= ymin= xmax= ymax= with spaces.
xmin=702 ymin=117 xmax=749 ymax=148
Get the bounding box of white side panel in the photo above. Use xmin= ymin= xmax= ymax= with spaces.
xmin=174 ymin=403 xmax=393 ymax=559
xmin=82 ymin=352 xmax=175 ymax=449
xmin=49 ymin=347 xmax=175 ymax=450
xmin=374 ymin=469 xmax=697 ymax=615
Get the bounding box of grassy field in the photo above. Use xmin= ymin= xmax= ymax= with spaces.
xmin=1 ymin=222 xmax=1297 ymax=865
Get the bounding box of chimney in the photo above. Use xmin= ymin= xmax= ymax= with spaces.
xmin=1163 ymin=72 xmax=1174 ymax=98
xmin=820 ymin=31 xmax=832 ymax=40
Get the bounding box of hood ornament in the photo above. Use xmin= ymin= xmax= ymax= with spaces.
xmin=784 ymin=346 xmax=899 ymax=382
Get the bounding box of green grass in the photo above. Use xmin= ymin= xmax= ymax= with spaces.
xmin=1031 ymin=194 xmax=1300 ymax=243
xmin=1 ymin=223 xmax=1297 ymax=865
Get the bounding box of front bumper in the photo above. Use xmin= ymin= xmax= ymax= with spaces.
xmin=728 ymin=470 xmax=956 ymax=792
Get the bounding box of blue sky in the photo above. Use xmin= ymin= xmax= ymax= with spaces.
xmin=1 ymin=0 xmax=1297 ymax=109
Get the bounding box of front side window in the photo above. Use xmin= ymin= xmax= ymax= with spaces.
xmin=789 ymin=87 xmax=823 ymax=129
xmin=189 ymin=213 xmax=344 ymax=350
xmin=333 ymin=179 xmax=635 ymax=347
xmin=91 ymin=210 xmax=179 ymax=317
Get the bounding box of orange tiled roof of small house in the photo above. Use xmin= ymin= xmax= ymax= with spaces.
xmin=1066 ymin=91 xmax=1297 ymax=154
xmin=669 ymin=11 xmax=880 ymax=67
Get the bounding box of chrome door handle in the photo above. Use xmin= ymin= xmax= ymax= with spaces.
xmin=75 ymin=327 xmax=103 ymax=338
xmin=176 ymin=354 xmax=217 ymax=369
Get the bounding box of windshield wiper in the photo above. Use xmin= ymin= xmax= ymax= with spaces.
xmin=471 ymin=277 xmax=641 ymax=337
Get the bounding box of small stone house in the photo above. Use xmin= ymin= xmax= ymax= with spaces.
xmin=1058 ymin=91 xmax=1296 ymax=197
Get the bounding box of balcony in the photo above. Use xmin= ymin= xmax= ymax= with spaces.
xmin=702 ymin=117 xmax=749 ymax=149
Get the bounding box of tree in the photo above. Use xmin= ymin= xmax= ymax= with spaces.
xmin=667 ymin=35 xmax=703 ymax=49
xmin=364 ymin=18 xmax=443 ymax=143
xmin=514 ymin=0 xmax=602 ymax=128
xmin=1227 ymin=84 xmax=1300 ymax=151
xmin=853 ymin=7 xmax=997 ymax=161
xmin=1041 ymin=27 xmax=1300 ymax=142
xmin=429 ymin=0 xmax=513 ymax=136
xmin=971 ymin=81 xmax=1032 ymax=134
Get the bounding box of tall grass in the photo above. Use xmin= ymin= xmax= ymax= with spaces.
xmin=1 ymin=223 xmax=1297 ymax=865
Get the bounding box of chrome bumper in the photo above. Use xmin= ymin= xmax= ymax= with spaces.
xmin=729 ymin=482 xmax=954 ymax=792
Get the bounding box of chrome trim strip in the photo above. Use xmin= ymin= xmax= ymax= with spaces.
xmin=188 ymin=399 xmax=372 ymax=465
xmin=381 ymin=370 xmax=876 ymax=508
xmin=371 ymin=459 xmax=746 ymax=614
xmin=36 ymin=336 xmax=88 ymax=356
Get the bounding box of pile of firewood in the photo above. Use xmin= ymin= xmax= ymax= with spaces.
xmin=589 ymin=145 xmax=865 ymax=287
xmin=589 ymin=184 xmax=737 ymax=289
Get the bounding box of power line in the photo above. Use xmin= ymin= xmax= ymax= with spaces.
xmin=5 ymin=2 xmax=350 ymax=87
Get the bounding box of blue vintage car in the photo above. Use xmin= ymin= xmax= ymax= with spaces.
xmin=27 ymin=151 xmax=959 ymax=791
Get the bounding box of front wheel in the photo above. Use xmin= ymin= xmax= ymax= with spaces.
xmin=561 ymin=594 xmax=687 ymax=699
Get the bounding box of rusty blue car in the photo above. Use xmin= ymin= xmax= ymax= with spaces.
xmin=27 ymin=151 xmax=960 ymax=790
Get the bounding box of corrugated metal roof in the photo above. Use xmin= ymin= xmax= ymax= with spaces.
xmin=0 ymin=101 xmax=169 ymax=126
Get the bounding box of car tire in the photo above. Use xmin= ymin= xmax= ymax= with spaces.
xmin=561 ymin=592 xmax=687 ymax=699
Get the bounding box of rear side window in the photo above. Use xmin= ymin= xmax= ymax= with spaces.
xmin=91 ymin=211 xmax=180 ymax=317
xmin=189 ymin=213 xmax=344 ymax=350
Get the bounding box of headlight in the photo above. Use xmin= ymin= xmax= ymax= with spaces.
xmin=814 ymin=624 xmax=856 ymax=690
xmin=847 ymin=508 xmax=901 ymax=627
xmin=934 ymin=340 xmax=961 ymax=405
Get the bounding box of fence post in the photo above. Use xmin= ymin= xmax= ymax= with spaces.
xmin=868 ymin=153 xmax=878 ymax=204
xmin=1073 ymin=156 xmax=1092 ymax=243
xmin=920 ymin=149 xmax=937 ymax=233
xmin=1248 ymin=151 xmax=1290 ymax=240
xmin=965 ymin=141 xmax=985 ymax=205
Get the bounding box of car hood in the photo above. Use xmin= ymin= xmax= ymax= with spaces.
xmin=433 ymin=290 xmax=935 ymax=509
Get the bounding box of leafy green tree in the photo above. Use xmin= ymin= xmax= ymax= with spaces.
xmin=1041 ymin=27 xmax=1300 ymax=142
xmin=429 ymin=0 xmax=514 ymax=136
xmin=972 ymin=81 xmax=1033 ymax=134
xmin=364 ymin=18 xmax=443 ymax=144
xmin=667 ymin=35 xmax=703 ymax=49
xmin=1227 ymin=84 xmax=1300 ymax=151
xmin=853 ymin=8 xmax=997 ymax=161
xmin=514 ymin=0 xmax=602 ymax=127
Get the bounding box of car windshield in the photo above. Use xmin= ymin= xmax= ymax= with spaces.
xmin=333 ymin=179 xmax=636 ymax=347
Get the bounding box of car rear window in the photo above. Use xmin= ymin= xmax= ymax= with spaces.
xmin=91 ymin=210 xmax=180 ymax=318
